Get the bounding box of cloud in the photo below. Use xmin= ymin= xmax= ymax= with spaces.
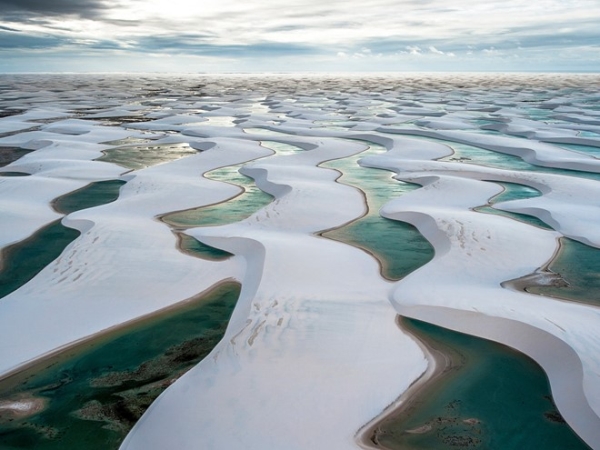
xmin=1 ymin=0 xmax=599 ymax=72
xmin=134 ymin=35 xmax=319 ymax=57
xmin=0 ymin=30 xmax=64 ymax=48
xmin=0 ymin=0 xmax=112 ymax=20
xmin=0 ymin=24 xmax=20 ymax=31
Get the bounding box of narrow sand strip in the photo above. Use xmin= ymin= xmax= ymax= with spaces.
xmin=358 ymin=159 xmax=600 ymax=448
xmin=120 ymin=136 xmax=428 ymax=450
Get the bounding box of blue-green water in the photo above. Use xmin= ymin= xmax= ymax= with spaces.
xmin=97 ymin=143 xmax=198 ymax=170
xmin=0 ymin=282 xmax=241 ymax=450
xmin=163 ymin=165 xmax=273 ymax=228
xmin=321 ymin=144 xmax=434 ymax=280
xmin=0 ymin=172 xmax=29 ymax=177
xmin=474 ymin=181 xmax=553 ymax=230
xmin=164 ymin=142 xmax=303 ymax=229
xmin=260 ymin=141 xmax=303 ymax=155
xmin=177 ymin=233 xmax=233 ymax=261
xmin=557 ymin=143 xmax=600 ymax=158
xmin=371 ymin=318 xmax=590 ymax=449
xmin=487 ymin=181 xmax=541 ymax=203
xmin=52 ymin=180 xmax=125 ymax=214
xmin=0 ymin=221 xmax=80 ymax=300
xmin=0 ymin=178 xmax=132 ymax=300
xmin=528 ymin=238 xmax=600 ymax=305
xmin=434 ymin=137 xmax=600 ymax=181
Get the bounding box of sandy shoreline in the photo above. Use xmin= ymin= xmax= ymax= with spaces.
xmin=0 ymin=280 xmax=238 ymax=394
xmin=396 ymin=305 xmax=600 ymax=449
xmin=3 ymin=74 xmax=600 ymax=449
xmin=355 ymin=316 xmax=458 ymax=449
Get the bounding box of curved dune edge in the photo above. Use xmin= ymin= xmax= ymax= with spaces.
xmin=394 ymin=305 xmax=600 ymax=448
xmin=355 ymin=315 xmax=449 ymax=449
xmin=2 ymin=75 xmax=600 ymax=450
xmin=0 ymin=279 xmax=238 ymax=388
xmin=0 ymin=139 xmax=273 ymax=376
xmin=353 ymin=139 xmax=600 ymax=449
xmin=119 ymin=136 xmax=429 ymax=450
xmin=376 ymin=127 xmax=600 ymax=172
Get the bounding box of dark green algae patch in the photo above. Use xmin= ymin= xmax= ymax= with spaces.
xmin=0 ymin=282 xmax=241 ymax=450
xmin=369 ymin=318 xmax=590 ymax=450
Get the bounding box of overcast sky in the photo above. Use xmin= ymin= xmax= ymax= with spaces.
xmin=1 ymin=0 xmax=599 ymax=72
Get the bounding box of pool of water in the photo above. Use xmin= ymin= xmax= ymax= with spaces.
xmin=0 ymin=172 xmax=29 ymax=177
xmin=0 ymin=282 xmax=241 ymax=450
xmin=528 ymin=238 xmax=600 ymax=306
xmin=163 ymin=165 xmax=273 ymax=228
xmin=0 ymin=147 xmax=31 ymax=167
xmin=177 ymin=233 xmax=233 ymax=261
xmin=431 ymin=137 xmax=600 ymax=181
xmin=371 ymin=317 xmax=590 ymax=449
xmin=322 ymin=143 xmax=434 ymax=280
xmin=97 ymin=143 xmax=198 ymax=170
xmin=163 ymin=141 xmax=303 ymax=229
xmin=474 ymin=181 xmax=553 ymax=230
xmin=0 ymin=221 xmax=80 ymax=300
xmin=557 ymin=143 xmax=600 ymax=158
xmin=52 ymin=180 xmax=125 ymax=214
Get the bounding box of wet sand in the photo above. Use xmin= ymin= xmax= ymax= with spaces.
xmin=356 ymin=316 xmax=460 ymax=449
xmin=0 ymin=280 xmax=238 ymax=395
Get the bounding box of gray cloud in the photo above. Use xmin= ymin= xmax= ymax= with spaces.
xmin=1 ymin=0 xmax=599 ymax=72
xmin=0 ymin=0 xmax=113 ymax=20
xmin=0 ymin=30 xmax=63 ymax=48
xmin=135 ymin=35 xmax=320 ymax=57
xmin=0 ymin=24 xmax=20 ymax=31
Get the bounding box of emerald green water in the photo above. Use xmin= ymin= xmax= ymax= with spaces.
xmin=0 ymin=221 xmax=80 ymax=300
xmin=260 ymin=141 xmax=303 ymax=155
xmin=322 ymin=144 xmax=434 ymax=280
xmin=163 ymin=165 xmax=273 ymax=228
xmin=487 ymin=181 xmax=541 ymax=203
xmin=0 ymin=178 xmax=131 ymax=300
xmin=163 ymin=142 xmax=303 ymax=229
xmin=0 ymin=172 xmax=29 ymax=177
xmin=528 ymin=238 xmax=600 ymax=305
xmin=0 ymin=282 xmax=241 ymax=450
xmin=372 ymin=318 xmax=590 ymax=449
xmin=440 ymin=140 xmax=536 ymax=171
xmin=474 ymin=181 xmax=553 ymax=230
xmin=53 ymin=180 xmax=125 ymax=214
xmin=243 ymin=127 xmax=294 ymax=136
xmin=97 ymin=143 xmax=198 ymax=170
xmin=177 ymin=233 xmax=233 ymax=261
xmin=435 ymin=137 xmax=600 ymax=181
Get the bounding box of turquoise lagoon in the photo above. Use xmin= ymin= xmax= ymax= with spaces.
xmin=370 ymin=318 xmax=590 ymax=449
xmin=0 ymin=282 xmax=241 ymax=450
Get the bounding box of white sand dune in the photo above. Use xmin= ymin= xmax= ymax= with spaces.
xmin=1 ymin=74 xmax=600 ymax=450
xmin=362 ymin=151 xmax=600 ymax=446
xmin=120 ymin=134 xmax=427 ymax=450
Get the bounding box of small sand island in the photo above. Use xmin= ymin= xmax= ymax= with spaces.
xmin=0 ymin=396 xmax=46 ymax=419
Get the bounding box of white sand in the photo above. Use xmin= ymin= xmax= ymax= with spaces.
xmin=1 ymin=74 xmax=600 ymax=449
